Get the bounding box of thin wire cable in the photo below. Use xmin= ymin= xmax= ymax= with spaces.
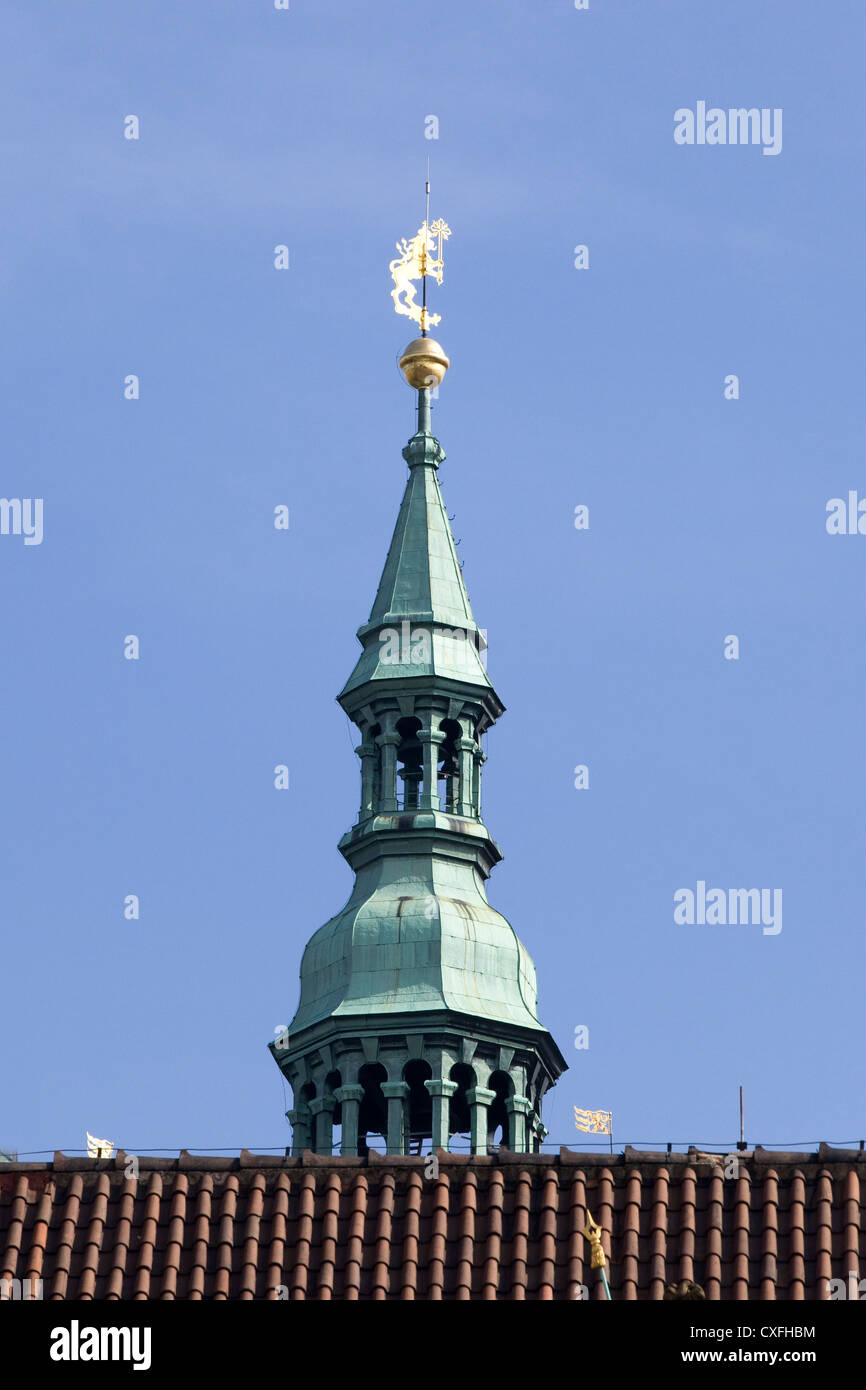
xmin=10 ymin=1137 xmax=864 ymax=1158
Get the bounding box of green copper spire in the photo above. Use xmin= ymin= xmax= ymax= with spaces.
xmin=341 ymin=408 xmax=493 ymax=699
xmin=270 ymin=217 xmax=565 ymax=1158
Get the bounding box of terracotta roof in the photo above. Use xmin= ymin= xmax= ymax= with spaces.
xmin=1 ymin=1145 xmax=862 ymax=1300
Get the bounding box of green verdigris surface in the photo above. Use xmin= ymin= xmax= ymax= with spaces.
xmin=271 ymin=397 xmax=565 ymax=1155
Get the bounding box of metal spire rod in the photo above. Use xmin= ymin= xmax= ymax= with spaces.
xmin=417 ymin=162 xmax=432 ymax=428
xmin=421 ymin=159 xmax=430 ymax=338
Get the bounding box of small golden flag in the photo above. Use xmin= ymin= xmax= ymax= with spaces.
xmin=86 ymin=1132 xmax=116 ymax=1158
xmin=574 ymin=1107 xmax=612 ymax=1135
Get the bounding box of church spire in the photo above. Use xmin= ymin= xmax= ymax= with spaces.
xmin=270 ymin=200 xmax=566 ymax=1158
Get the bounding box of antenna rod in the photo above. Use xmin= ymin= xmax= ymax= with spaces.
xmin=738 ymin=1085 xmax=746 ymax=1151
xmin=421 ymin=160 xmax=430 ymax=337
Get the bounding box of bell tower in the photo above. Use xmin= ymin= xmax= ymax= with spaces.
xmin=270 ymin=197 xmax=566 ymax=1156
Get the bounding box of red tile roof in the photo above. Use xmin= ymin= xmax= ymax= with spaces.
xmin=1 ymin=1145 xmax=862 ymax=1300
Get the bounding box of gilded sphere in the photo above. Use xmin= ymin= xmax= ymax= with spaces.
xmin=399 ymin=338 xmax=450 ymax=389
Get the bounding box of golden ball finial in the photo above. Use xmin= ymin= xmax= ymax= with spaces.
xmin=399 ymin=337 xmax=450 ymax=390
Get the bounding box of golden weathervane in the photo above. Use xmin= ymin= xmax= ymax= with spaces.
xmin=391 ymin=172 xmax=452 ymax=394
xmin=389 ymin=216 xmax=451 ymax=333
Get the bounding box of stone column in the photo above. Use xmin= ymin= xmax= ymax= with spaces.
xmin=308 ymin=1096 xmax=337 ymax=1156
xmin=473 ymin=747 xmax=486 ymax=819
xmin=425 ymin=1079 xmax=458 ymax=1151
xmin=467 ymin=1086 xmax=496 ymax=1155
xmin=376 ymin=712 xmax=400 ymax=813
xmin=287 ymin=1106 xmax=312 ymax=1157
xmin=529 ymin=1114 xmax=547 ymax=1155
xmin=398 ymin=766 xmax=422 ymax=811
xmin=456 ymin=725 xmax=477 ymax=816
xmin=418 ymin=720 xmax=445 ymax=811
xmin=334 ymin=1084 xmax=365 ymax=1156
xmin=381 ymin=1081 xmax=410 ymax=1155
xmin=357 ymin=738 xmax=377 ymax=820
xmin=505 ymin=1096 xmax=532 ymax=1154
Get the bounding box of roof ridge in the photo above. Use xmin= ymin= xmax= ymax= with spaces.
xmin=5 ymin=1144 xmax=864 ymax=1174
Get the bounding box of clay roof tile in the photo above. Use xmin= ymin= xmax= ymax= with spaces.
xmin=2 ymin=1150 xmax=862 ymax=1301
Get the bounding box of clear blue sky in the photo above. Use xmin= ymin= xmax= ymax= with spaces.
xmin=2 ymin=0 xmax=863 ymax=1158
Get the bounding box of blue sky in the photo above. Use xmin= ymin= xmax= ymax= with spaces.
xmin=2 ymin=0 xmax=864 ymax=1158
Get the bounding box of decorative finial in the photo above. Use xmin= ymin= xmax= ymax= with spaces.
xmin=391 ymin=168 xmax=451 ymax=391
xmin=581 ymin=1208 xmax=613 ymax=1300
xmin=580 ymin=1211 xmax=607 ymax=1269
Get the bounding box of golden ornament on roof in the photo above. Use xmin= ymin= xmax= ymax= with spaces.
xmin=389 ymin=218 xmax=451 ymax=333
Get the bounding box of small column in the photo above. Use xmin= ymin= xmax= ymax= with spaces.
xmin=473 ymin=747 xmax=486 ymax=819
xmin=376 ymin=712 xmax=400 ymax=813
xmin=505 ymin=1096 xmax=533 ymax=1154
xmin=334 ymin=1084 xmax=365 ymax=1156
xmin=425 ymin=1079 xmax=458 ymax=1151
xmin=287 ymin=1106 xmax=312 ymax=1157
xmin=398 ymin=765 xmax=422 ymax=811
xmin=456 ymin=729 xmax=477 ymax=816
xmin=309 ymin=1096 xmax=337 ymax=1156
xmin=381 ymin=1081 xmax=410 ymax=1155
xmin=418 ymin=721 xmax=445 ymax=811
xmin=440 ymin=744 xmax=459 ymax=811
xmin=467 ymin=1086 xmax=496 ymax=1155
xmin=529 ymin=1114 xmax=548 ymax=1155
xmin=443 ymin=769 xmax=457 ymax=812
xmin=357 ymin=739 xmax=377 ymax=820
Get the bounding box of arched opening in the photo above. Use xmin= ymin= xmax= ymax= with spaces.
xmin=448 ymin=1062 xmax=475 ymax=1138
xmin=438 ymin=719 xmax=461 ymax=812
xmin=404 ymin=1059 xmax=433 ymax=1152
xmin=396 ymin=716 xmax=422 ymax=810
xmin=357 ymin=1062 xmax=388 ymax=1156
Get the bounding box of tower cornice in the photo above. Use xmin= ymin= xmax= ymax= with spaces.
xmin=337 ymin=809 xmax=503 ymax=878
xmin=338 ymin=672 xmax=504 ymax=729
